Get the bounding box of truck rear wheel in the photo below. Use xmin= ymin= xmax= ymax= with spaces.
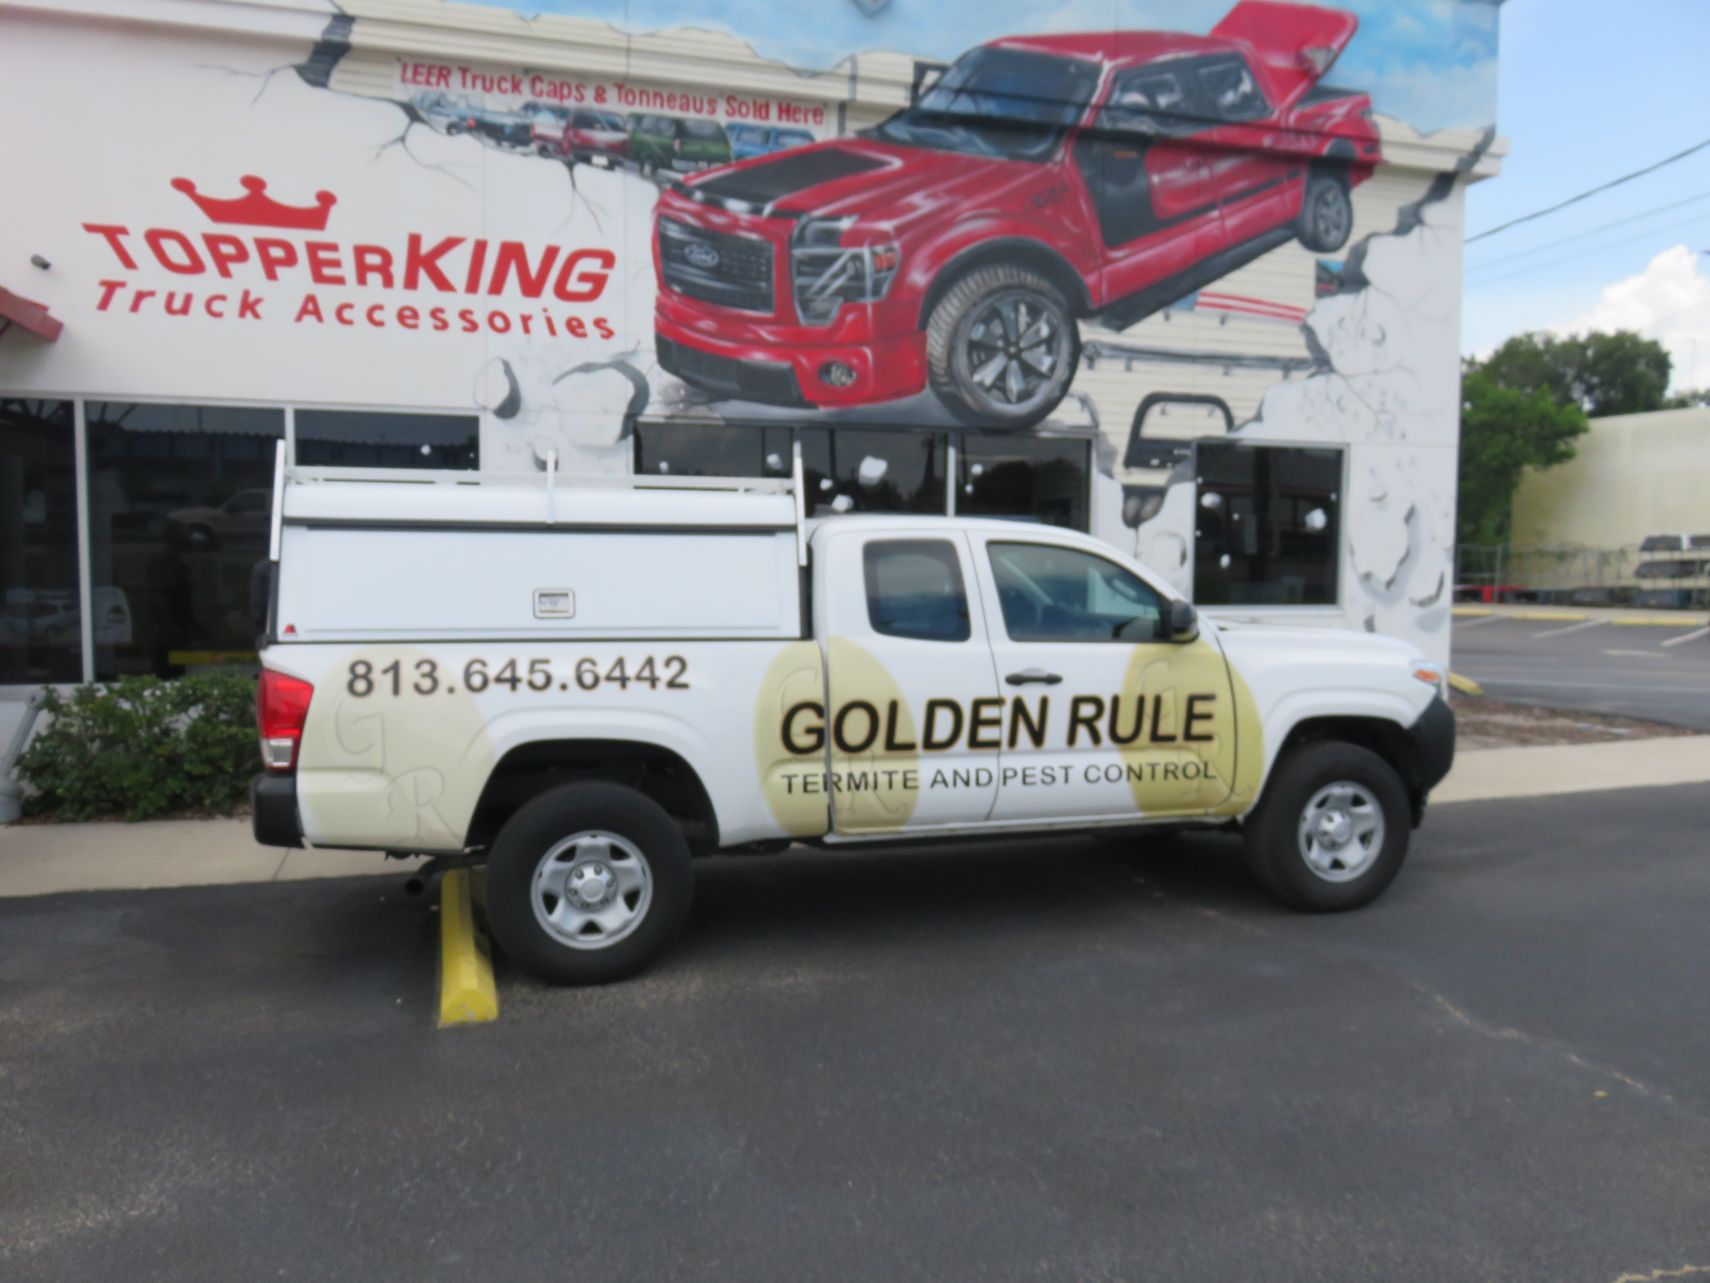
xmin=1243 ymin=741 xmax=1409 ymax=911
xmin=485 ymin=782 xmax=693 ymax=984
xmin=926 ymin=264 xmax=1078 ymax=429
xmin=1296 ymin=167 xmax=1353 ymax=252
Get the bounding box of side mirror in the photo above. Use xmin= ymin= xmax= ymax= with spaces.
xmin=1163 ymin=598 xmax=1198 ymax=643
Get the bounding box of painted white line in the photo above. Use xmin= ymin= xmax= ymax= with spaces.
xmin=1467 ymin=675 xmax=1706 ymax=695
xmin=1602 ymin=649 xmax=1672 ymax=661
xmin=1661 ymin=625 xmax=1710 ymax=648
xmin=1532 ymin=618 xmax=1608 ymax=639
xmin=1452 ymin=614 xmax=1503 ymax=630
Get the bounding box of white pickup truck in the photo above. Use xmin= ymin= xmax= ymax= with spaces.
xmin=251 ymin=456 xmax=1453 ymax=984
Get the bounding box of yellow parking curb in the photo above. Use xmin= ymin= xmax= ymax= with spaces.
xmin=1509 ymin=610 xmax=1587 ymax=622
xmin=1451 ymin=606 xmax=1494 ymax=617
xmin=438 ymin=868 xmax=498 ymax=1028
xmin=1611 ymin=616 xmax=1701 ymax=627
xmin=1447 ymin=672 xmax=1484 ymax=696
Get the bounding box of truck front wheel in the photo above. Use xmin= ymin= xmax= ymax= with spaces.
xmin=485 ymin=782 xmax=693 ymax=984
xmin=926 ymin=265 xmax=1079 ymax=429
xmin=1243 ymin=741 xmax=1410 ymax=911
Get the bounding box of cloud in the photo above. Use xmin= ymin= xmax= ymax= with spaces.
xmin=1552 ymin=245 xmax=1710 ymax=391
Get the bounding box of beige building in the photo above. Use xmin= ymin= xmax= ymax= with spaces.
xmin=1511 ymin=406 xmax=1710 ymax=549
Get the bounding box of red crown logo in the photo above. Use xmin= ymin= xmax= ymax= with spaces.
xmin=170 ymin=175 xmax=337 ymax=231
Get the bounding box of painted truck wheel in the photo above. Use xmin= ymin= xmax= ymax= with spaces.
xmin=1297 ymin=169 xmax=1353 ymax=253
xmin=926 ymin=265 xmax=1078 ymax=430
xmin=1242 ymin=741 xmax=1409 ymax=911
xmin=486 ymin=782 xmax=693 ymax=984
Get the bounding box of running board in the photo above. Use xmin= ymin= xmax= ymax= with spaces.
xmin=1094 ymin=227 xmax=1297 ymax=333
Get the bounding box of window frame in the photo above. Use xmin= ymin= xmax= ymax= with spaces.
xmin=1191 ymin=439 xmax=1345 ymax=610
xmin=862 ymin=537 xmax=973 ymax=644
xmin=985 ymin=538 xmax=1168 ymax=645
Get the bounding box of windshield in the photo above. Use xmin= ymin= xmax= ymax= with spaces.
xmin=872 ymin=47 xmax=1098 ymax=161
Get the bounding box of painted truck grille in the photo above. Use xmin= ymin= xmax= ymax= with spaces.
xmin=658 ymin=218 xmax=774 ymax=314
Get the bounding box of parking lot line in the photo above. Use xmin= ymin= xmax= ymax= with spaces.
xmin=1532 ymin=619 xmax=1607 ymax=639
xmin=1661 ymin=626 xmax=1710 ymax=648
xmin=438 ymin=869 xmax=498 ymax=1028
xmin=1612 ymin=616 xmax=1698 ymax=627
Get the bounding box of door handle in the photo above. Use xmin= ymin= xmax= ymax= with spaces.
xmin=1005 ymin=669 xmax=1063 ymax=686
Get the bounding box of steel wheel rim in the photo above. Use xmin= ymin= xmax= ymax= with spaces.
xmin=1296 ymin=780 xmax=1384 ymax=882
xmin=1314 ymin=185 xmax=1349 ymax=245
xmin=530 ymin=830 xmax=654 ymax=950
xmin=958 ymin=289 xmax=1069 ymax=414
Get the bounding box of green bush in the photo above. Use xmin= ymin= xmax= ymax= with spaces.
xmin=17 ymin=672 xmax=258 ymax=821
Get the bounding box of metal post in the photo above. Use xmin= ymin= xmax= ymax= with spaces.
xmin=0 ymin=689 xmax=47 ymax=825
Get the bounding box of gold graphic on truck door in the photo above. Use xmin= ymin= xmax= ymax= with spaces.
xmin=753 ymin=641 xmax=833 ymax=838
xmin=824 ymin=637 xmax=921 ymax=834
xmin=1115 ymin=637 xmax=1253 ymax=814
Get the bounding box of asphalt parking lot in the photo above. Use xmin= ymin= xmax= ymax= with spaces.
xmin=1453 ymin=614 xmax=1710 ymax=729
xmin=4 ymin=785 xmax=1710 ymax=1282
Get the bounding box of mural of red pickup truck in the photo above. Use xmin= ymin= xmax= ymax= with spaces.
xmin=653 ymin=0 xmax=1380 ymax=428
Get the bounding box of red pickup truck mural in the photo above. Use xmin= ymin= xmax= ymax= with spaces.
xmin=653 ymin=0 xmax=1380 ymax=428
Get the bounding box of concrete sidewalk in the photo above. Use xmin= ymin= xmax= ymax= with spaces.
xmin=0 ymin=818 xmax=424 ymax=898
xmin=3 ymin=736 xmax=1708 ymax=897
xmin=1453 ymin=603 xmax=1705 ymax=627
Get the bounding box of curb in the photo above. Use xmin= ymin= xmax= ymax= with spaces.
xmin=1610 ymin=616 xmax=1699 ymax=627
xmin=438 ymin=868 xmax=498 ymax=1028
xmin=1447 ymin=672 xmax=1484 ymax=696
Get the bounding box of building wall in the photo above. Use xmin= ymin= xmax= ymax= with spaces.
xmin=1511 ymin=407 xmax=1710 ymax=548
xmin=0 ymin=0 xmax=1501 ymax=695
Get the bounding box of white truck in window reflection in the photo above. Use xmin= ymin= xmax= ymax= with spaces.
xmin=251 ymin=459 xmax=1453 ymax=985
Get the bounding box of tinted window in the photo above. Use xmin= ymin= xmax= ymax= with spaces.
xmin=959 ymin=435 xmax=1088 ymax=530
xmin=864 ymin=539 xmax=970 ymax=642
xmin=800 ymin=427 xmax=945 ymax=517
xmin=633 ymin=421 xmax=793 ymax=479
xmin=1195 ymin=444 xmax=1340 ymax=606
xmin=1196 ymin=57 xmax=1268 ymax=122
xmin=84 ymin=402 xmax=284 ymax=678
xmin=294 ymin=411 xmax=478 ymax=470
xmin=988 ymin=542 xmax=1162 ymax=643
xmin=572 ymin=111 xmax=598 ymax=128
xmin=1100 ymin=68 xmax=1197 ymax=135
xmin=778 ymin=130 xmax=815 ymax=147
xmin=683 ymin=119 xmax=726 ymax=140
xmin=875 ymin=47 xmax=1099 ymax=161
xmin=0 ymin=399 xmax=81 ymax=683
xmin=1640 ymin=534 xmax=1683 ymax=552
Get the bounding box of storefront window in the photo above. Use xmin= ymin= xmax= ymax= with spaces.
xmin=958 ymin=434 xmax=1089 ymax=531
xmin=799 ymin=427 xmax=945 ymax=517
xmin=294 ymin=410 xmax=479 ymax=470
xmin=84 ymin=402 xmax=284 ymax=678
xmin=0 ymin=400 xmax=80 ymax=684
xmin=633 ymin=422 xmax=793 ymax=479
xmin=1194 ymin=443 xmax=1341 ymax=606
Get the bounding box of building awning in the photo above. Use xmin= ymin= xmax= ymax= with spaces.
xmin=0 ymin=285 xmax=62 ymax=342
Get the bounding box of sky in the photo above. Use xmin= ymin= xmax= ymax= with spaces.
xmin=476 ymin=0 xmax=1499 ymax=130
xmin=1462 ymin=0 xmax=1710 ymax=390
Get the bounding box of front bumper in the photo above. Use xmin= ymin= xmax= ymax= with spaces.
xmin=654 ymin=309 xmax=927 ymax=408
xmin=251 ymin=774 xmax=303 ymax=849
xmin=1404 ymin=695 xmax=1456 ymax=821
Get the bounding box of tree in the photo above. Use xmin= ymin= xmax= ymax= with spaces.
xmin=1479 ymin=330 xmax=1673 ymax=417
xmin=1456 ymin=368 xmax=1588 ymax=544
xmin=1662 ymin=387 xmax=1710 ymax=409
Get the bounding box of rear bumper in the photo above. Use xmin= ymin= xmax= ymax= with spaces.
xmin=251 ymin=774 xmax=303 ymax=849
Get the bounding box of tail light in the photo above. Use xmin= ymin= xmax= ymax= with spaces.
xmin=257 ymin=668 xmax=314 ymax=773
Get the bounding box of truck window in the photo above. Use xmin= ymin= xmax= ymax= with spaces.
xmin=863 ymin=539 xmax=971 ymax=642
xmin=988 ymin=542 xmax=1162 ymax=643
xmin=1099 ymin=68 xmax=1197 ymax=136
xmin=1195 ymin=57 xmax=1268 ymax=123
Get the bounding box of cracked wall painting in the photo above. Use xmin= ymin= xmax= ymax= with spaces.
xmin=0 ymin=0 xmax=1498 ymax=663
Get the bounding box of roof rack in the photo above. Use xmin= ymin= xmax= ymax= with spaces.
xmin=268 ymin=440 xmax=812 ymax=565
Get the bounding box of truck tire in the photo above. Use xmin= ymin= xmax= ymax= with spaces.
xmin=485 ymin=782 xmax=693 ymax=984
xmin=1296 ymin=167 xmax=1353 ymax=252
xmin=1243 ymin=741 xmax=1409 ymax=912
xmin=926 ymin=264 xmax=1079 ymax=429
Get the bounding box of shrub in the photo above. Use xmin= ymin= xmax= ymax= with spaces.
xmin=17 ymin=672 xmax=258 ymax=821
